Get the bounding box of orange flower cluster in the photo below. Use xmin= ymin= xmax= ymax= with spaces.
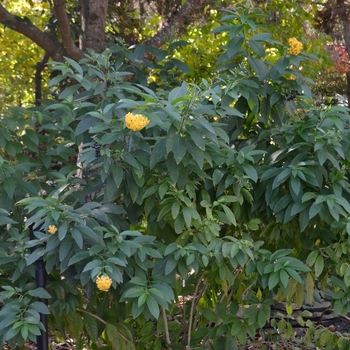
xmin=48 ymin=225 xmax=57 ymax=234
xmin=287 ymin=38 xmax=303 ymax=56
xmin=96 ymin=275 xmax=112 ymax=292
xmin=125 ymin=112 xmax=150 ymax=131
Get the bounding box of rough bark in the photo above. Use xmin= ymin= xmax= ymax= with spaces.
xmin=80 ymin=0 xmax=109 ymax=53
xmin=145 ymin=0 xmax=216 ymax=48
xmin=0 ymin=2 xmax=63 ymax=61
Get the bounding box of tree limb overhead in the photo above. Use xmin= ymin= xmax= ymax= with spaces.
xmin=145 ymin=0 xmax=216 ymax=48
xmin=0 ymin=2 xmax=64 ymax=62
xmin=53 ymin=0 xmax=84 ymax=61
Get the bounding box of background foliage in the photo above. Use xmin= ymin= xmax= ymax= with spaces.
xmin=1 ymin=0 xmax=348 ymax=113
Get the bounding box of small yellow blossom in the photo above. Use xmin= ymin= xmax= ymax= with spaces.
xmin=48 ymin=225 xmax=57 ymax=234
xmin=96 ymin=275 xmax=113 ymax=292
xmin=287 ymin=38 xmax=303 ymax=56
xmin=125 ymin=112 xmax=150 ymax=131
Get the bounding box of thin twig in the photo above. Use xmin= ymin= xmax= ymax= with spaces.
xmin=187 ymin=271 xmax=205 ymax=349
xmin=192 ymin=282 xmax=209 ymax=333
xmin=77 ymin=308 xmax=130 ymax=342
xmin=161 ymin=307 xmax=171 ymax=347
xmin=76 ymin=307 xmax=107 ymax=325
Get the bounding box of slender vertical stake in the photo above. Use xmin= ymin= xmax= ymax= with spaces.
xmin=30 ymin=225 xmax=49 ymax=350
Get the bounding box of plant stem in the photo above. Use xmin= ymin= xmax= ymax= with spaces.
xmin=187 ymin=271 xmax=205 ymax=349
xmin=77 ymin=307 xmax=107 ymax=325
xmin=161 ymin=306 xmax=171 ymax=347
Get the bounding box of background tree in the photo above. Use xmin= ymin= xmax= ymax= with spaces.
xmin=314 ymin=0 xmax=350 ymax=105
xmin=0 ymin=0 xmax=221 ymax=110
xmin=2 ymin=0 xmax=344 ymax=113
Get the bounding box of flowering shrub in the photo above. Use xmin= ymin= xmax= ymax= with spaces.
xmin=1 ymin=10 xmax=350 ymax=350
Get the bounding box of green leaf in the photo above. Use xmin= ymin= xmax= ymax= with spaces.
xmin=338 ymin=337 xmax=350 ymax=350
xmin=68 ymin=251 xmax=90 ymax=266
xmin=59 ymin=236 xmax=73 ymax=262
xmin=272 ymin=168 xmax=291 ymax=189
xmin=59 ymin=84 xmax=80 ymax=99
xmin=242 ymin=163 xmax=258 ymax=182
xmin=83 ymin=313 xmax=99 ymax=342
xmin=25 ymin=129 xmax=39 ymax=145
xmin=166 ymin=128 xmax=187 ymax=164
xmin=111 ymin=162 xmax=124 ymax=188
xmin=101 ymin=132 xmax=119 ymax=145
xmin=257 ymin=308 xmax=269 ymax=328
xmin=247 ymin=57 xmax=269 ymax=79
xmin=76 ymin=224 xmax=105 ymax=246
xmin=150 ymin=138 xmax=167 ymax=169
xmin=226 ymin=36 xmax=244 ymax=59
xmin=26 ymin=248 xmax=45 ymax=266
xmin=237 ymin=327 xmax=247 ymax=346
xmin=58 ymin=221 xmax=68 ymax=241
xmin=230 ymin=320 xmax=242 ymax=336
xmin=30 ymin=301 xmax=50 ymax=315
xmin=270 ymin=249 xmax=293 ymax=261
xmin=75 ymin=116 xmax=97 ymax=136
xmin=4 ymin=177 xmax=15 ymax=199
xmin=248 ymin=40 xmax=265 ymax=57
xmin=201 ymin=307 xmax=219 ymax=323
xmin=171 ymin=58 xmax=190 ymax=73
xmin=213 ymin=169 xmax=224 ymax=186
xmin=121 ymin=286 xmax=144 ymax=299
xmin=146 ymin=295 xmax=160 ymax=319
xmin=316 ymin=147 xmax=328 ymax=166
xmin=221 ymin=204 xmax=237 ymax=225
xmin=169 ymin=40 xmax=189 ymax=50
xmin=65 ymin=56 xmax=84 ymax=76
xmin=106 ymin=323 xmax=121 ymax=349
xmin=290 ymin=176 xmax=301 ymax=197
xmin=306 ymin=251 xmax=318 ymax=267
xmin=171 ymin=202 xmax=180 ymax=219
xmin=107 ymin=257 xmax=127 ymax=267
xmin=285 ymin=267 xmax=303 ymax=284
xmin=273 ymin=195 xmax=292 ymax=213
xmin=83 ymin=259 xmax=102 ymax=273
xmin=187 ymin=126 xmax=205 ymax=151
xmin=27 ymin=287 xmax=51 ymax=299
xmin=314 ymin=255 xmax=324 ymax=278
xmin=268 ymin=272 xmax=279 ymax=290
xmin=72 ymin=228 xmax=83 ymax=249
xmin=182 ymin=207 xmax=192 ymax=227
xmin=4 ymin=326 xmax=21 ymax=342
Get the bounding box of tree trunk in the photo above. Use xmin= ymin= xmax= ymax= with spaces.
xmin=80 ymin=0 xmax=109 ymax=53
xmin=338 ymin=0 xmax=350 ymax=106
xmin=35 ymin=53 xmax=50 ymax=106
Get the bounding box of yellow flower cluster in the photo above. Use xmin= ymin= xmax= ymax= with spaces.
xmin=125 ymin=112 xmax=150 ymax=131
xmin=48 ymin=225 xmax=57 ymax=234
xmin=287 ymin=38 xmax=303 ymax=56
xmin=96 ymin=275 xmax=112 ymax=292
